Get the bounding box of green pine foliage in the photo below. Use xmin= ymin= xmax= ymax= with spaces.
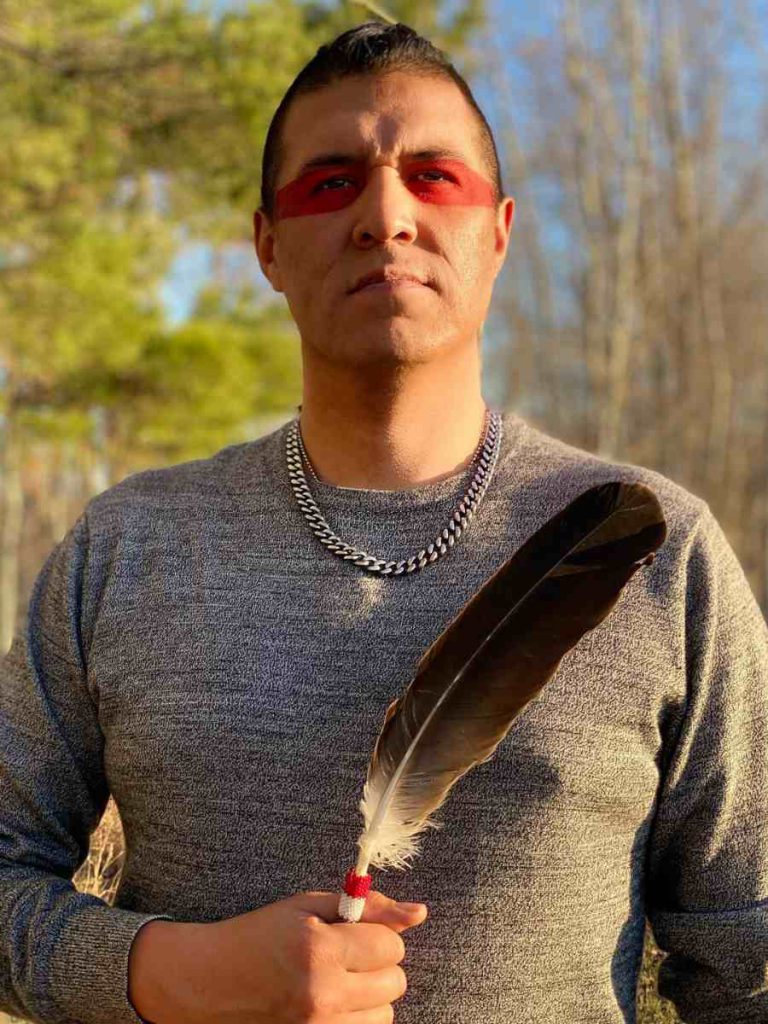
xmin=0 ymin=0 xmax=495 ymax=473
xmin=0 ymin=0 xmax=315 ymax=470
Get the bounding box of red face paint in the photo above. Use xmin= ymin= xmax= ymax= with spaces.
xmin=275 ymin=158 xmax=496 ymax=219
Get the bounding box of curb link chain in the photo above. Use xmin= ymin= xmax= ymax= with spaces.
xmin=285 ymin=410 xmax=503 ymax=576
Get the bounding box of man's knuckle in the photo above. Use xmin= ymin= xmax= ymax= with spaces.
xmin=395 ymin=965 xmax=408 ymax=997
xmin=302 ymin=977 xmax=337 ymax=1020
xmin=303 ymin=923 xmax=335 ymax=968
xmin=298 ymin=942 xmax=340 ymax=1019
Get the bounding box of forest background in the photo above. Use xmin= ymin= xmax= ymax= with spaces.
xmin=1 ymin=0 xmax=767 ymax=1021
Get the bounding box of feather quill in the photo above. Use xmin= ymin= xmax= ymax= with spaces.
xmin=338 ymin=481 xmax=666 ymax=919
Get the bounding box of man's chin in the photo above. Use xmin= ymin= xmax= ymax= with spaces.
xmin=307 ymin=327 xmax=451 ymax=368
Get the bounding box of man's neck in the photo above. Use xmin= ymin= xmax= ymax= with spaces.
xmin=297 ymin=350 xmax=488 ymax=491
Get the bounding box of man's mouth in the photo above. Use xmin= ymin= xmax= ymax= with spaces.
xmin=349 ymin=269 xmax=429 ymax=294
xmin=355 ymin=279 xmax=426 ymax=294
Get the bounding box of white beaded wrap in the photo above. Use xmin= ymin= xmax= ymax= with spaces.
xmin=338 ymin=892 xmax=366 ymax=923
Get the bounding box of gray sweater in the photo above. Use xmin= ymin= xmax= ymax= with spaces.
xmin=1 ymin=409 xmax=767 ymax=1024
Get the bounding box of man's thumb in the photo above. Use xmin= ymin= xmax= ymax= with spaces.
xmin=290 ymin=889 xmax=427 ymax=927
xmin=358 ymin=889 xmax=428 ymax=926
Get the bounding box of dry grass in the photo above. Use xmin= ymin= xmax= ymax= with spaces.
xmin=637 ymin=921 xmax=684 ymax=1023
xmin=1 ymin=798 xmax=682 ymax=1022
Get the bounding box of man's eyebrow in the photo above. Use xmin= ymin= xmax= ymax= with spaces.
xmin=292 ymin=148 xmax=470 ymax=179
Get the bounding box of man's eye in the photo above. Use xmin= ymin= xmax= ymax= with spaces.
xmin=314 ymin=176 xmax=355 ymax=192
xmin=415 ymin=171 xmax=450 ymax=182
xmin=310 ymin=170 xmax=452 ymax=194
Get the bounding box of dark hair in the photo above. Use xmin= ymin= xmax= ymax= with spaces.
xmin=259 ymin=21 xmax=504 ymax=220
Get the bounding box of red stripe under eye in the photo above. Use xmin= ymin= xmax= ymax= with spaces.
xmin=276 ymin=164 xmax=365 ymax=217
xmin=405 ymin=159 xmax=495 ymax=205
xmin=275 ymin=158 xmax=495 ymax=218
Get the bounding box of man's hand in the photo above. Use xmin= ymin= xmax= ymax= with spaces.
xmin=128 ymin=889 xmax=428 ymax=1023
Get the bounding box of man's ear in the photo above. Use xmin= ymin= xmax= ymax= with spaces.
xmin=492 ymin=196 xmax=515 ymax=274
xmin=253 ymin=208 xmax=284 ymax=293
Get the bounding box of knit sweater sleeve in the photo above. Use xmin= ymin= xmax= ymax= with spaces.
xmin=0 ymin=511 xmax=173 ymax=1024
xmin=645 ymin=505 xmax=768 ymax=1022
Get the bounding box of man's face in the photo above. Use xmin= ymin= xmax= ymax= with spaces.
xmin=253 ymin=72 xmax=514 ymax=368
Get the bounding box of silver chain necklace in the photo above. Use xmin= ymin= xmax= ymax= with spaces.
xmin=285 ymin=408 xmax=503 ymax=576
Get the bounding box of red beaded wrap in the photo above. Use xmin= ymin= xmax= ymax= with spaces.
xmin=344 ymin=869 xmax=372 ymax=898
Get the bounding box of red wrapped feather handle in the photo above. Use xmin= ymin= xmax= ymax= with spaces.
xmin=338 ymin=868 xmax=372 ymax=923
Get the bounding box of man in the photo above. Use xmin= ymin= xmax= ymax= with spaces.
xmin=0 ymin=20 xmax=766 ymax=1024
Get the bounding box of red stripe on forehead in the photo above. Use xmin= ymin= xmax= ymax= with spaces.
xmin=275 ymin=158 xmax=496 ymax=219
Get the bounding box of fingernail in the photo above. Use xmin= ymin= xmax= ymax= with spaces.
xmin=402 ymin=902 xmax=427 ymax=916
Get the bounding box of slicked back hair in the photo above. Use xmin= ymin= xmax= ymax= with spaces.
xmin=259 ymin=21 xmax=504 ymax=221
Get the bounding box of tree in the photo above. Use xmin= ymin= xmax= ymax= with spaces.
xmin=481 ymin=0 xmax=768 ymax=610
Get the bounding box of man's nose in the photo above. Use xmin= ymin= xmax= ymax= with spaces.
xmin=351 ymin=166 xmax=418 ymax=246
